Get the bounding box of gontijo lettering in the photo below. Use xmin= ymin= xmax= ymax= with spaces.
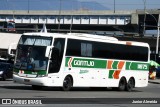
xmin=74 ymin=60 xmax=94 ymax=67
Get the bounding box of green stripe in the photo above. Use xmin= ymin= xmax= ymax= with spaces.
xmin=14 ymin=68 xmax=47 ymax=75
xmin=65 ymin=57 xmax=107 ymax=69
xmin=109 ymin=70 xmax=115 ymax=78
xmin=126 ymin=62 xmax=131 ymax=70
xmin=125 ymin=62 xmax=149 ymax=71
xmin=112 ymin=61 xmax=118 ymax=69
xmin=65 ymin=57 xmax=70 ymax=67
xmin=65 ymin=57 xmax=149 ymax=71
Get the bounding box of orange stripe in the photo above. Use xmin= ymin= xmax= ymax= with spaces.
xmin=68 ymin=57 xmax=73 ymax=67
xmin=113 ymin=70 xmax=121 ymax=79
xmin=118 ymin=61 xmax=125 ymax=69
xmin=107 ymin=60 xmax=113 ymax=69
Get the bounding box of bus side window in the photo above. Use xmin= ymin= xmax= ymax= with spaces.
xmin=49 ymin=48 xmax=60 ymax=73
xmin=49 ymin=38 xmax=65 ymax=73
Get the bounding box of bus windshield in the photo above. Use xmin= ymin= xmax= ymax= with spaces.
xmin=14 ymin=36 xmax=52 ymax=71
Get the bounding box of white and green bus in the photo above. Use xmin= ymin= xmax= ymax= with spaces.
xmin=12 ymin=31 xmax=150 ymax=91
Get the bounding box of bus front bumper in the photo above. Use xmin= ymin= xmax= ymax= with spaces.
xmin=13 ymin=74 xmax=60 ymax=87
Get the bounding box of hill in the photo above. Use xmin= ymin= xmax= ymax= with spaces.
xmin=0 ymin=0 xmax=109 ymax=10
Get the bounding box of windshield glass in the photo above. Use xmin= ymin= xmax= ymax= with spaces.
xmin=19 ymin=35 xmax=52 ymax=46
xmin=15 ymin=36 xmax=52 ymax=70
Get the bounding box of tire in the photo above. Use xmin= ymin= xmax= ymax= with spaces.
xmin=118 ymin=77 xmax=126 ymax=91
xmin=62 ymin=76 xmax=73 ymax=91
xmin=32 ymin=85 xmax=42 ymax=90
xmin=125 ymin=78 xmax=135 ymax=92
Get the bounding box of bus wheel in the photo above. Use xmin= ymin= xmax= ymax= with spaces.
xmin=32 ymin=85 xmax=42 ymax=90
xmin=118 ymin=77 xmax=126 ymax=91
xmin=62 ymin=76 xmax=73 ymax=91
xmin=125 ymin=78 xmax=135 ymax=92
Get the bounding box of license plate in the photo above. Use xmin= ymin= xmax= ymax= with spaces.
xmin=24 ymin=79 xmax=30 ymax=82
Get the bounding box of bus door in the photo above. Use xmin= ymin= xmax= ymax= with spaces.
xmin=48 ymin=38 xmax=65 ymax=73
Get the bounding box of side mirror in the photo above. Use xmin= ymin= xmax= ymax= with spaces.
xmin=45 ymin=46 xmax=53 ymax=58
xmin=8 ymin=43 xmax=17 ymax=57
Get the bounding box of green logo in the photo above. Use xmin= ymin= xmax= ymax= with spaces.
xmin=74 ymin=60 xmax=94 ymax=67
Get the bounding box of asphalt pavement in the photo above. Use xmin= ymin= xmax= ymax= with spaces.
xmin=0 ymin=80 xmax=160 ymax=107
xmin=148 ymin=78 xmax=160 ymax=84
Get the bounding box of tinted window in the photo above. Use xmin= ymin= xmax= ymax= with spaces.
xmin=48 ymin=38 xmax=65 ymax=73
xmin=66 ymin=39 xmax=81 ymax=56
xmin=66 ymin=39 xmax=148 ymax=62
xmin=93 ymin=42 xmax=148 ymax=61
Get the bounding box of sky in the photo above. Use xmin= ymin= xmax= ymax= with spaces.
xmin=0 ymin=0 xmax=160 ymax=10
xmin=79 ymin=0 xmax=160 ymax=10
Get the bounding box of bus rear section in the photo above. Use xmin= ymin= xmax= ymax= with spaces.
xmin=63 ymin=38 xmax=150 ymax=91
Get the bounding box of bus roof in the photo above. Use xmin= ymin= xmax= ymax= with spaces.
xmin=22 ymin=32 xmax=149 ymax=48
xmin=23 ymin=32 xmax=54 ymax=37
xmin=67 ymin=33 xmax=118 ymax=41
xmin=23 ymin=32 xmax=118 ymax=40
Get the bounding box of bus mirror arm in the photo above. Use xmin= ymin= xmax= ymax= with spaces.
xmin=45 ymin=46 xmax=54 ymax=58
xmin=8 ymin=43 xmax=17 ymax=57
